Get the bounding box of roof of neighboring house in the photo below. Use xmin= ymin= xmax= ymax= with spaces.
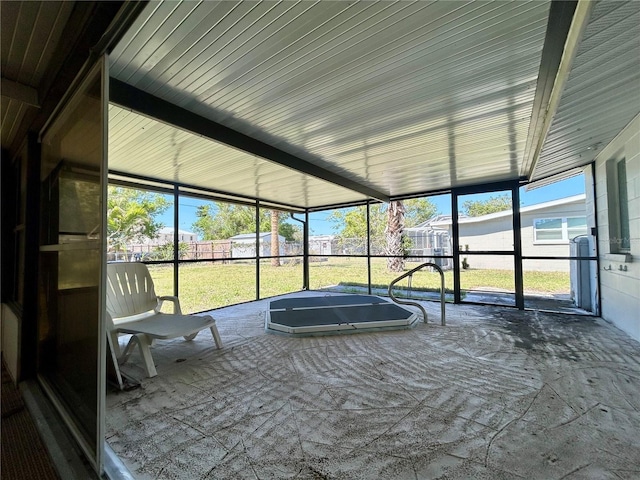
xmin=410 ymin=194 xmax=586 ymax=229
xmin=158 ymin=227 xmax=198 ymax=236
xmin=230 ymin=232 xmax=285 ymax=241
xmin=405 ymin=214 xmax=461 ymax=232
xmin=135 ymin=227 xmax=199 ymax=244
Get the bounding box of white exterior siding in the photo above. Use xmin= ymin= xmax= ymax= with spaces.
xmin=521 ymin=201 xmax=590 ymax=272
xmin=459 ymin=216 xmax=514 ymax=271
xmin=308 ymin=235 xmax=335 ymax=255
xmin=456 ymin=196 xmax=588 ymax=272
xmin=231 ymin=233 xmax=285 ymax=258
xmin=459 ymin=216 xmax=514 ymax=251
xmin=590 ymin=113 xmax=640 ymax=342
xmin=154 ymin=228 xmax=198 ymax=244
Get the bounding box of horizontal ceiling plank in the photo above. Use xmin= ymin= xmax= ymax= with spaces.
xmin=0 ymin=77 xmax=39 ymax=107
xmin=109 ymin=78 xmax=389 ymax=203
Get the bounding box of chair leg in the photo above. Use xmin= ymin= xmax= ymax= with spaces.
xmin=106 ymin=333 xmax=124 ymax=391
xmin=136 ymin=334 xmax=158 ymax=377
xmin=109 ymin=331 xmax=122 ymax=357
xmin=183 ymin=333 xmax=197 ymax=341
xmin=120 ymin=334 xmax=157 ymax=377
xmin=119 ymin=337 xmax=137 ymax=365
xmin=210 ymin=325 xmax=223 ymax=349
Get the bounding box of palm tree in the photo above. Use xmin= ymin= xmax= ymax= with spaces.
xmin=385 ymin=200 xmax=405 ymax=272
xmin=270 ymin=210 xmax=280 ymax=267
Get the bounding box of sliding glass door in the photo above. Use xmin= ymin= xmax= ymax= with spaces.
xmin=38 ymin=58 xmax=108 ymax=473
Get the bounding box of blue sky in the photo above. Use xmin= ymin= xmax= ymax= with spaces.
xmin=160 ymin=174 xmax=586 ymax=236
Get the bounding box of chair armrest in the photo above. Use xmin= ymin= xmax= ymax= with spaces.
xmin=156 ymin=296 xmax=183 ymax=314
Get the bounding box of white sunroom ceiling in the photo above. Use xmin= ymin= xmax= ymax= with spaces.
xmin=108 ymin=104 xmax=369 ymax=207
xmin=109 ymin=0 xmax=553 ymax=209
xmin=1 ymin=1 xmax=75 ymax=149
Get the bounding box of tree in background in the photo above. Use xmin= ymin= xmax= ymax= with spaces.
xmin=385 ymin=201 xmax=406 ymax=272
xmin=270 ymin=210 xmax=280 ymax=267
xmin=193 ymin=204 xmax=252 ymax=240
xmin=154 ymin=242 xmax=189 ymax=260
xmin=461 ymin=193 xmax=511 ymax=217
xmin=328 ymin=198 xmax=438 ymax=271
xmin=327 ymin=204 xmax=385 ymax=239
xmin=402 ymin=198 xmax=439 ymax=228
xmin=107 ymin=186 xmax=170 ymax=253
xmin=328 ymin=198 xmax=437 ymax=239
xmin=192 ymin=203 xmax=299 ymax=241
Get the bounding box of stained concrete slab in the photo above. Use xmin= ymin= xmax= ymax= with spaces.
xmin=106 ymin=292 xmax=640 ymax=480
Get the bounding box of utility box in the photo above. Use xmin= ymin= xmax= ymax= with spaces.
xmin=570 ymin=236 xmax=594 ymax=312
xmin=433 ymin=248 xmax=444 ymax=267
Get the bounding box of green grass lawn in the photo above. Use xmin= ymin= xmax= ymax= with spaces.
xmin=148 ymin=258 xmax=570 ymax=314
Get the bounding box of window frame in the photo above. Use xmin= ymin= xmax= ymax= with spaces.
xmin=606 ymin=157 xmax=631 ymax=253
xmin=533 ymin=216 xmax=588 ymax=244
xmin=616 ymin=159 xmax=631 ymax=252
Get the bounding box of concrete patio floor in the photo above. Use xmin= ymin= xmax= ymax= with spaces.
xmin=106 ymin=292 xmax=640 ymax=480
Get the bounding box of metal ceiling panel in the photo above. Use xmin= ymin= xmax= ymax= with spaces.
xmin=109 ymin=0 xmax=551 ymax=206
xmin=532 ymin=1 xmax=640 ymax=181
xmin=1 ymin=96 xmax=31 ymax=147
xmin=108 ymin=105 xmax=370 ymax=208
xmin=0 ymin=1 xmax=74 ymax=149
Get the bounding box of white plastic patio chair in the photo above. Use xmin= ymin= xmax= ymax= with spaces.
xmin=106 ymin=262 xmax=222 ymax=378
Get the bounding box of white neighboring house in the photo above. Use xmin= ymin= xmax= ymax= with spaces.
xmin=230 ymin=232 xmax=285 ymax=258
xmin=144 ymin=227 xmax=199 ymax=245
xmin=309 ymin=235 xmax=335 ymax=255
xmin=121 ymin=228 xmax=200 ymax=261
xmin=408 ymin=194 xmax=588 ymax=272
xmin=459 ymin=193 xmax=588 ymax=271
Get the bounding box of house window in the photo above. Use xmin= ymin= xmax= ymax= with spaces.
xmin=617 ymin=160 xmax=630 ymax=251
xmin=567 ymin=217 xmax=588 ymax=240
xmin=534 ymin=217 xmax=587 ymax=243
xmin=606 ymin=158 xmax=630 ymax=252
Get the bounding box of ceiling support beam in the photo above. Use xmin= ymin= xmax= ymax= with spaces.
xmin=1 ymin=78 xmax=39 ymax=107
xmin=7 ymin=1 xmax=146 ymax=156
xmin=109 ymin=78 xmax=389 ymax=203
xmin=522 ymin=0 xmax=593 ymax=179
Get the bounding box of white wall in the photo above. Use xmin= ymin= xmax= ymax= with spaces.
xmin=521 ymin=200 xmax=589 ymax=272
xmin=459 ymin=215 xmax=514 ymax=270
xmin=232 ymin=234 xmax=285 ymax=258
xmin=590 ymin=113 xmax=640 ymax=342
xmin=457 ymin=199 xmax=587 ymax=272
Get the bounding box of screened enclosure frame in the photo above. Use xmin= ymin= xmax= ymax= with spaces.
xmin=100 ymin=0 xmax=616 ymax=317
xmin=108 ymin=170 xmax=599 ymax=316
xmin=108 ymin=173 xmax=309 ymax=307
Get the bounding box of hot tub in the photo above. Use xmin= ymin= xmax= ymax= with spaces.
xmin=266 ymin=294 xmax=419 ymax=335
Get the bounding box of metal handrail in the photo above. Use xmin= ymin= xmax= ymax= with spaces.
xmin=388 ymin=262 xmax=446 ymax=326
